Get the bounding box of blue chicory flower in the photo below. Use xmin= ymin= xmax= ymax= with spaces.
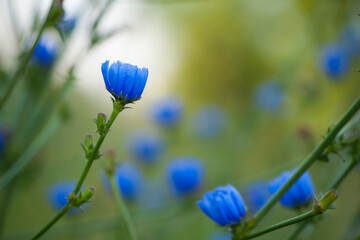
xmin=101 ymin=60 xmax=148 ymax=101
xmin=31 ymin=33 xmax=59 ymax=67
xmin=128 ymin=130 xmax=164 ymax=164
xmin=47 ymin=181 xmax=79 ymax=213
xmin=207 ymin=232 xmax=232 ymax=240
xmin=197 ymin=184 xmax=247 ymax=226
xmin=151 ymin=97 xmax=183 ymax=127
xmin=253 ymin=81 xmax=284 ymax=112
xmin=166 ymin=157 xmax=204 ymax=195
xmin=267 ymin=170 xmax=315 ymax=209
xmin=243 ymin=182 xmax=270 ymax=213
xmin=320 ymin=44 xmax=351 ymax=79
xmin=114 ymin=162 xmax=143 ymax=200
xmin=192 ymin=105 xmax=226 ymax=138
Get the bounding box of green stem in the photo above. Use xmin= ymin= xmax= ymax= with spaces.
xmin=0 ymin=117 xmax=60 ymax=191
xmin=30 ymin=204 xmax=72 ymax=240
xmin=0 ymin=0 xmax=56 ymax=110
xmin=240 ymin=210 xmax=317 ymax=240
xmin=31 ymin=103 xmax=123 ymax=239
xmin=252 ymin=97 xmax=360 ymax=226
xmin=108 ymin=173 xmax=138 ymax=240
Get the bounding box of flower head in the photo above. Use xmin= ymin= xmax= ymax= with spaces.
xmin=166 ymin=157 xmax=204 ymax=195
xmin=101 ymin=60 xmax=148 ymax=101
xmin=114 ymin=162 xmax=143 ymax=200
xmin=243 ymin=182 xmax=270 ymax=213
xmin=128 ymin=130 xmax=164 ymax=164
xmin=320 ymin=44 xmax=351 ymax=79
xmin=192 ymin=105 xmax=226 ymax=138
xmin=47 ymin=181 xmax=82 ymax=213
xmin=253 ymin=81 xmax=284 ymax=112
xmin=267 ymin=170 xmax=315 ymax=209
xmin=151 ymin=97 xmax=183 ymax=127
xmin=197 ymin=184 xmax=247 ymax=226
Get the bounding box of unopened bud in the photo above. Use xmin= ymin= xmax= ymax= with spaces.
xmin=104 ymin=149 xmax=116 ymax=175
xmin=314 ymin=189 xmax=339 ymax=213
xmin=95 ymin=113 xmax=107 ymax=134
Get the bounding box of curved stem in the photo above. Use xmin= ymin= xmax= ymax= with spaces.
xmin=108 ymin=174 xmax=138 ymax=240
xmin=252 ymin=97 xmax=360 ymax=226
xmin=30 ymin=204 xmax=72 ymax=240
xmin=241 ymin=210 xmax=317 ymax=240
xmin=31 ymin=103 xmax=123 ymax=239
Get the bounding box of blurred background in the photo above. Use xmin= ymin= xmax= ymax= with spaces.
xmin=0 ymin=0 xmax=359 ymax=239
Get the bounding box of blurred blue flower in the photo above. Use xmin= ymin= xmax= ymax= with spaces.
xmin=31 ymin=33 xmax=59 ymax=67
xmin=101 ymin=60 xmax=148 ymax=101
xmin=253 ymin=81 xmax=284 ymax=112
xmin=47 ymin=181 xmax=78 ymax=213
xmin=114 ymin=162 xmax=143 ymax=200
xmin=166 ymin=157 xmax=204 ymax=195
xmin=320 ymin=44 xmax=351 ymax=79
xmin=129 ymin=131 xmax=164 ymax=164
xmin=339 ymin=25 xmax=360 ymax=56
xmin=0 ymin=132 xmax=4 ymax=154
xmin=151 ymin=97 xmax=183 ymax=127
xmin=197 ymin=184 xmax=247 ymax=226
xmin=58 ymin=15 xmax=77 ymax=35
xmin=243 ymin=182 xmax=270 ymax=213
xmin=267 ymin=170 xmax=315 ymax=209
xmin=192 ymin=105 xmax=226 ymax=138
xmin=139 ymin=180 xmax=167 ymax=210
xmin=207 ymin=232 xmax=232 ymax=240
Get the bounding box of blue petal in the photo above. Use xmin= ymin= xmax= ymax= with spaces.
xmin=101 ymin=60 xmax=111 ymax=92
xmin=119 ymin=64 xmax=137 ymax=99
xmin=108 ymin=62 xmax=121 ymax=97
xmin=127 ymin=67 xmax=148 ymax=100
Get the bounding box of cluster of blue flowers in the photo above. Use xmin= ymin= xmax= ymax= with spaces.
xmin=320 ymin=25 xmax=360 ymax=80
xmin=197 ymin=170 xmax=315 ymax=226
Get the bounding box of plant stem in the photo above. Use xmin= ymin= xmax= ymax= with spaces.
xmin=31 ymin=103 xmax=123 ymax=239
xmin=0 ymin=0 xmax=57 ymax=110
xmin=30 ymin=204 xmax=72 ymax=240
xmin=252 ymin=97 xmax=360 ymax=226
xmin=108 ymin=174 xmax=138 ymax=240
xmin=240 ymin=210 xmax=317 ymax=240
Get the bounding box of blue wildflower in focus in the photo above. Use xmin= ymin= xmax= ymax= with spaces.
xmin=101 ymin=60 xmax=148 ymax=101
xmin=320 ymin=44 xmax=351 ymax=79
xmin=31 ymin=33 xmax=59 ymax=67
xmin=207 ymin=232 xmax=232 ymax=240
xmin=253 ymin=81 xmax=284 ymax=112
xmin=114 ymin=162 xmax=143 ymax=200
xmin=267 ymin=170 xmax=315 ymax=209
xmin=47 ymin=181 xmax=79 ymax=213
xmin=243 ymin=182 xmax=270 ymax=213
xmin=151 ymin=97 xmax=183 ymax=127
xmin=197 ymin=184 xmax=247 ymax=226
xmin=129 ymin=131 xmax=164 ymax=164
xmin=192 ymin=105 xmax=226 ymax=138
xmin=166 ymin=157 xmax=204 ymax=195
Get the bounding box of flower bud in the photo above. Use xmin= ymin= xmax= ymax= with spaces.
xmin=104 ymin=149 xmax=116 ymax=176
xmin=314 ymin=189 xmax=339 ymax=213
xmin=95 ymin=113 xmax=107 ymax=134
